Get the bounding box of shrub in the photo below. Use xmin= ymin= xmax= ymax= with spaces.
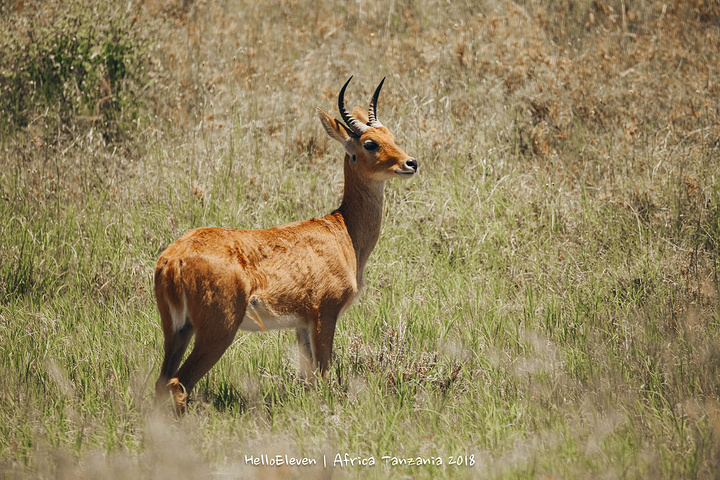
xmin=0 ymin=0 xmax=150 ymax=141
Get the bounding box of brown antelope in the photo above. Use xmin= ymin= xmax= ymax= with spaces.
xmin=154 ymin=77 xmax=417 ymax=413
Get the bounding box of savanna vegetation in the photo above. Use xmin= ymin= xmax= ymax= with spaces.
xmin=1 ymin=0 xmax=719 ymax=478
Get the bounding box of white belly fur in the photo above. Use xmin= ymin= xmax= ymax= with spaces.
xmin=239 ymin=295 xmax=304 ymax=332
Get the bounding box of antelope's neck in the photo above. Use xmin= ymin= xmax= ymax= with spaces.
xmin=336 ymin=165 xmax=386 ymax=285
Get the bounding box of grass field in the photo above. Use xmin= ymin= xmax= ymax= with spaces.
xmin=1 ymin=0 xmax=719 ymax=478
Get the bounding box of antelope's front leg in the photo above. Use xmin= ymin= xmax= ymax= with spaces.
xmin=296 ymin=326 xmax=314 ymax=383
xmin=310 ymin=314 xmax=338 ymax=377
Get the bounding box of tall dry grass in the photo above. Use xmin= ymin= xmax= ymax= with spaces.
xmin=1 ymin=0 xmax=719 ymax=478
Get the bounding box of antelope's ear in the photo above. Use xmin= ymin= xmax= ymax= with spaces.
xmin=317 ymin=107 xmax=354 ymax=146
xmin=352 ymin=106 xmax=369 ymax=125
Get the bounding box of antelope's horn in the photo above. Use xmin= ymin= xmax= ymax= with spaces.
xmin=367 ymin=77 xmax=385 ymax=128
xmin=338 ymin=76 xmax=368 ymax=138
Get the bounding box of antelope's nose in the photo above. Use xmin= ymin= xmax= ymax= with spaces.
xmin=405 ymin=158 xmax=418 ymax=173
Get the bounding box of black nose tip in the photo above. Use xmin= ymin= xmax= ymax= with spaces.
xmin=406 ymin=158 xmax=418 ymax=171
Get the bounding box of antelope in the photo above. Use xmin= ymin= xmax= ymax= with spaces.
xmin=154 ymin=77 xmax=418 ymax=413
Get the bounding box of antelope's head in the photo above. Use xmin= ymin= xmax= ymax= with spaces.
xmin=317 ymin=77 xmax=418 ymax=182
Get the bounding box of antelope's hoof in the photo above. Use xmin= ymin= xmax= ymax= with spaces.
xmin=167 ymin=378 xmax=187 ymax=415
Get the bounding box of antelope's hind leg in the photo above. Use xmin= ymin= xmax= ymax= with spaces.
xmin=155 ymin=296 xmax=194 ymax=403
xmin=169 ymin=301 xmax=244 ymax=414
xmin=156 ymin=323 xmax=195 ymax=400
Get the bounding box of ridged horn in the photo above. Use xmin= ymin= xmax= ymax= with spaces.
xmin=338 ymin=76 xmax=368 ymax=137
xmin=367 ymin=77 xmax=385 ymax=128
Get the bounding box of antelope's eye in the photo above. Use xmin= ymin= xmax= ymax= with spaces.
xmin=363 ymin=140 xmax=379 ymax=151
